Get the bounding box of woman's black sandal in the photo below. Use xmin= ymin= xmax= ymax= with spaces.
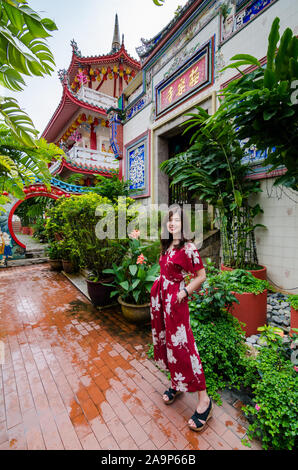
xmin=163 ymin=388 xmax=182 ymax=405
xmin=189 ymin=399 xmax=213 ymax=432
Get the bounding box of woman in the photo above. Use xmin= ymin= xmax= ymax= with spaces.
xmin=150 ymin=206 xmax=212 ymax=432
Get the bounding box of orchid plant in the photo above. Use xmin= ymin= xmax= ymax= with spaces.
xmin=102 ymin=229 xmax=160 ymax=305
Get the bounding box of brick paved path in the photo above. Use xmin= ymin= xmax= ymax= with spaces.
xmin=0 ymin=264 xmax=262 ymax=450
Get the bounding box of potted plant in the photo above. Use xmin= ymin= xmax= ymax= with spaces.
xmin=60 ymin=239 xmax=78 ymax=274
xmin=46 ymin=241 xmax=63 ymax=271
xmin=160 ymin=107 xmax=267 ymax=279
xmin=289 ymin=295 xmax=298 ymax=337
xmin=214 ymin=269 xmax=270 ymax=337
xmin=56 ymin=192 xmax=136 ymax=307
xmin=102 ymin=231 xmax=160 ymax=323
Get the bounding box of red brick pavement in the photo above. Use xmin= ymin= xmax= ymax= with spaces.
xmin=0 ymin=264 xmax=262 ymax=451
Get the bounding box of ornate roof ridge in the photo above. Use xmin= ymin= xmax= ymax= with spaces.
xmin=136 ymin=0 xmax=198 ymax=60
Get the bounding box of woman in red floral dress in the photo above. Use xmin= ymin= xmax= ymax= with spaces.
xmin=150 ymin=207 xmax=212 ymax=432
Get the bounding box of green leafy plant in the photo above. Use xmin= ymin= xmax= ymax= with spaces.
xmin=213 ymin=269 xmax=270 ymax=295
xmin=218 ymin=17 xmax=298 ymax=190
xmin=242 ymin=343 xmax=298 ymax=450
xmin=160 ymin=107 xmax=265 ymax=269
xmin=45 ymin=192 xmax=137 ymax=280
xmin=0 ymin=0 xmax=58 ymax=145
xmin=289 ymin=295 xmax=298 ymax=310
xmin=102 ymin=232 xmax=160 ymax=304
xmin=45 ymin=241 xmax=62 ymax=260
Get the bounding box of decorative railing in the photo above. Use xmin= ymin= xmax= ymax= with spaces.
xmin=49 ymin=160 xmax=62 ymax=174
xmin=67 ymin=146 xmax=119 ymax=171
xmin=76 ymin=87 xmax=118 ymax=110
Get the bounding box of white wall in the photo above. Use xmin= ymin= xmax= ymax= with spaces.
xmin=250 ymin=179 xmax=298 ymax=294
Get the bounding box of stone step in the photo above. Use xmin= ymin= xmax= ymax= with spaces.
xmin=2 ymin=257 xmax=49 ymax=268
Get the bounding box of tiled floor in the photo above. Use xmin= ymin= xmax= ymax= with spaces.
xmin=0 ymin=264 xmax=262 ymax=450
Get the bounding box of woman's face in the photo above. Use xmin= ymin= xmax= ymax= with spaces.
xmin=167 ymin=213 xmax=182 ymax=238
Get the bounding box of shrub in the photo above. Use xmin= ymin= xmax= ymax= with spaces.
xmin=243 ymin=345 xmax=298 ymax=450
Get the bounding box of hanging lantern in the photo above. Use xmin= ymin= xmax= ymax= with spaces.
xmin=108 ymin=72 xmax=113 ymax=79
xmin=113 ymin=65 xmax=118 ymax=73
xmin=105 ymin=120 xmax=109 ymax=127
xmin=107 ymin=66 xmax=112 ymax=74
xmin=101 ymin=119 xmax=106 ymax=127
xmin=93 ymin=118 xmax=99 ymax=126
xmin=89 ymin=68 xmax=94 ymax=75
xmin=126 ymin=67 xmax=131 ymax=75
xmin=124 ymin=74 xmax=128 ymax=81
xmin=101 ymin=67 xmax=107 ymax=75
xmin=131 ymin=70 xmax=136 ymax=78
xmin=87 ymin=115 xmax=93 ymax=124
xmin=81 ymin=114 xmax=87 ymax=121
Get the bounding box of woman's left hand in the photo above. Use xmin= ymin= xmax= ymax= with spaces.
xmin=177 ymin=290 xmax=187 ymax=303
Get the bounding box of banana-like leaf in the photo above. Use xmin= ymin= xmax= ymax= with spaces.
xmin=0 ymin=96 xmax=38 ymax=146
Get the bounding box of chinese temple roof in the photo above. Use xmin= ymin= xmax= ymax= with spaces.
xmin=136 ymin=0 xmax=199 ymax=62
xmin=42 ymin=14 xmax=140 ymax=144
xmin=42 ymin=79 xmax=107 ymax=143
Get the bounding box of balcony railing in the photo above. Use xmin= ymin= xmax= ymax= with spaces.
xmin=67 ymin=146 xmax=119 ymax=171
xmin=76 ymin=87 xmax=118 ymax=109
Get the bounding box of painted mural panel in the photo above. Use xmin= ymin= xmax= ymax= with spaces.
xmin=125 ymin=135 xmax=149 ymax=198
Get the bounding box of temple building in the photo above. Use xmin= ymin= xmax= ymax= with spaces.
xmin=42 ymin=14 xmax=140 ymax=185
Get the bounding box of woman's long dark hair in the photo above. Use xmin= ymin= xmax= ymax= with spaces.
xmin=160 ymin=205 xmax=193 ymax=255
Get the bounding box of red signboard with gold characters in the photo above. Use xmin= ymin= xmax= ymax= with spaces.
xmin=155 ymin=38 xmax=214 ymax=117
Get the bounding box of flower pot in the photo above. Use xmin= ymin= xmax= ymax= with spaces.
xmin=86 ymin=277 xmax=114 ymax=307
xmin=22 ymin=227 xmax=30 ymax=234
xmin=290 ymin=306 xmax=298 ymax=337
xmin=49 ymin=259 xmax=63 ymax=271
xmin=62 ymin=259 xmax=74 ymax=274
xmin=228 ymin=289 xmax=268 ymax=337
xmin=221 ymin=264 xmax=267 ymax=280
xmin=118 ymin=296 xmax=150 ymax=324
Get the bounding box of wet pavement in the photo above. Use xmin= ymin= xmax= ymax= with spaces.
xmin=0 ymin=264 xmax=262 ymax=450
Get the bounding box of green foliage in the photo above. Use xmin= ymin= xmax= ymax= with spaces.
xmin=243 ymin=346 xmax=298 ymax=450
xmin=102 ymin=235 xmax=160 ymax=304
xmin=288 ymin=294 xmax=298 ymax=310
xmin=45 ymin=192 xmax=137 ymax=279
xmin=0 ymin=124 xmax=63 ymax=208
xmin=160 ymin=108 xmax=264 ymax=269
xmin=45 ymin=241 xmax=62 ymax=260
xmin=0 ymin=0 xmax=58 ymax=145
xmin=212 ymin=269 xmax=270 ymax=295
xmin=92 ymin=173 xmax=138 ymax=202
xmin=219 ymin=17 xmax=298 ymax=190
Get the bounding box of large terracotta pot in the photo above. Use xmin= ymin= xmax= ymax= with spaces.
xmin=49 ymin=259 xmax=63 ymax=271
xmin=118 ymin=296 xmax=151 ymax=324
xmin=290 ymin=306 xmax=298 ymax=337
xmin=228 ymin=289 xmax=268 ymax=337
xmin=221 ymin=264 xmax=267 ymax=280
xmin=86 ymin=277 xmax=114 ymax=307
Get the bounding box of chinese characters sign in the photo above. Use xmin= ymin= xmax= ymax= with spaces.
xmin=155 ymin=39 xmax=213 ymax=117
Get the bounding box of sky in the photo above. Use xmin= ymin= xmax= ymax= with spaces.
xmin=3 ymin=0 xmax=188 ymax=136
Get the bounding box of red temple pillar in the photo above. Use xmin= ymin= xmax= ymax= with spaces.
xmin=90 ymin=124 xmax=97 ymax=150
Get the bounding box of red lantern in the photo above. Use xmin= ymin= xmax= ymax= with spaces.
xmin=23 ymin=188 xmax=29 ymax=194
xmin=107 ymin=66 xmax=112 ymax=74
xmin=2 ymin=191 xmax=9 ymax=196
xmin=57 ymin=190 xmax=63 ymax=196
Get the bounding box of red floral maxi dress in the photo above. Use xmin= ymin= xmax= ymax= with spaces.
xmin=150 ymin=242 xmax=207 ymax=393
